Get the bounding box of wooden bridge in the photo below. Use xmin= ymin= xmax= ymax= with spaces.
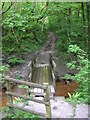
xmin=4 ymin=53 xmax=56 ymax=118
xmin=28 ymin=53 xmax=56 ymax=97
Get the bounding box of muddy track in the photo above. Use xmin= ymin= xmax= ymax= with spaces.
xmin=6 ymin=32 xmax=76 ymax=81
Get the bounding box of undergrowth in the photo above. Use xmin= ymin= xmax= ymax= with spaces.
xmin=2 ymin=107 xmax=40 ymax=119
xmin=64 ymin=45 xmax=89 ymax=104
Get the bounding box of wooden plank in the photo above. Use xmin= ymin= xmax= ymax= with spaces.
xmin=30 ymin=86 xmax=54 ymax=95
xmin=32 ymin=67 xmax=36 ymax=83
xmin=5 ymin=76 xmax=47 ymax=90
xmin=45 ymin=66 xmax=48 ymax=83
xmin=45 ymin=66 xmax=47 ymax=83
xmin=28 ymin=61 xmax=32 ymax=68
xmin=48 ymin=66 xmax=51 ymax=84
xmin=52 ymin=70 xmax=56 ymax=89
xmin=30 ymin=91 xmax=44 ymax=96
xmin=49 ymin=85 xmax=55 ymax=93
xmin=39 ymin=67 xmax=42 ymax=85
xmin=6 ymin=92 xmax=49 ymax=106
xmin=42 ymin=66 xmax=45 ymax=84
xmin=35 ymin=64 xmax=49 ymax=67
xmin=37 ymin=67 xmax=40 ymax=84
xmin=7 ymin=102 xmax=45 ymax=117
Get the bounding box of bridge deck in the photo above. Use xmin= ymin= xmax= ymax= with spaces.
xmin=32 ymin=65 xmax=52 ymax=85
xmin=29 ymin=48 xmax=56 ymax=96
xmin=30 ymin=63 xmax=55 ymax=96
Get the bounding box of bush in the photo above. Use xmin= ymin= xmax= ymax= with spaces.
xmin=0 ymin=64 xmax=9 ymax=81
xmin=8 ymin=56 xmax=24 ymax=66
xmin=2 ymin=107 xmax=40 ymax=119
xmin=65 ymin=45 xmax=89 ymax=104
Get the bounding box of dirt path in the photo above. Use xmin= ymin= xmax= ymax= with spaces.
xmin=6 ymin=32 xmax=75 ymax=80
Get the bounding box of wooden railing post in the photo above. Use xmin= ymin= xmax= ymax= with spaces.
xmin=6 ymin=81 xmax=13 ymax=114
xmin=49 ymin=53 xmax=56 ymax=93
xmin=28 ymin=61 xmax=32 ymax=82
xmin=43 ymin=83 xmax=51 ymax=118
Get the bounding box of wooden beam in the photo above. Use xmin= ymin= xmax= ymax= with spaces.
xmin=5 ymin=76 xmax=47 ymax=90
xmin=43 ymin=83 xmax=51 ymax=118
xmin=6 ymin=81 xmax=13 ymax=113
xmin=6 ymin=92 xmax=49 ymax=106
xmin=28 ymin=61 xmax=32 ymax=67
xmin=7 ymin=102 xmax=45 ymax=117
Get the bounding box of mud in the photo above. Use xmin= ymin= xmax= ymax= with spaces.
xmin=55 ymin=81 xmax=78 ymax=96
xmin=0 ymin=85 xmax=26 ymax=108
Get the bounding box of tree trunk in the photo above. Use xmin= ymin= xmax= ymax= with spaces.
xmin=81 ymin=2 xmax=86 ymax=32
xmin=67 ymin=7 xmax=71 ymax=42
xmin=86 ymin=2 xmax=90 ymax=53
xmin=69 ymin=7 xmax=71 ymax=35
xmin=17 ymin=35 xmax=21 ymax=58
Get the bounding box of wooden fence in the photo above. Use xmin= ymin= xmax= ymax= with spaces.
xmin=4 ymin=54 xmax=56 ymax=118
xmin=5 ymin=76 xmax=51 ymax=118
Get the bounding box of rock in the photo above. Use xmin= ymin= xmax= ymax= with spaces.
xmin=75 ymin=104 xmax=88 ymax=118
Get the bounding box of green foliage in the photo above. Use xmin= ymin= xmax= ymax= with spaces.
xmin=0 ymin=64 xmax=9 ymax=81
xmin=65 ymin=45 xmax=89 ymax=104
xmin=0 ymin=65 xmax=9 ymax=73
xmin=1 ymin=2 xmax=89 ymax=107
xmin=18 ymin=85 xmax=31 ymax=94
xmin=15 ymin=74 xmax=21 ymax=80
xmin=2 ymin=2 xmax=48 ymax=65
xmin=2 ymin=107 xmax=40 ymax=118
xmin=8 ymin=56 xmax=24 ymax=66
xmin=49 ymin=3 xmax=88 ymax=57
xmin=66 ymin=92 xmax=82 ymax=105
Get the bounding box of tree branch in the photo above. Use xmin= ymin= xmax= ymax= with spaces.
xmin=37 ymin=2 xmax=49 ymax=22
xmin=2 ymin=2 xmax=15 ymax=15
xmin=2 ymin=2 xmax=5 ymax=9
xmin=41 ymin=2 xmax=49 ymax=12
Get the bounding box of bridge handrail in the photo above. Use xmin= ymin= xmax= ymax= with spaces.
xmin=5 ymin=76 xmax=47 ymax=90
xmin=5 ymin=76 xmax=51 ymax=118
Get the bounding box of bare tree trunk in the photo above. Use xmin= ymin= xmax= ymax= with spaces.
xmin=81 ymin=2 xmax=86 ymax=32
xmin=17 ymin=36 xmax=21 ymax=58
xmin=68 ymin=7 xmax=71 ymax=41
xmin=86 ymin=2 xmax=90 ymax=53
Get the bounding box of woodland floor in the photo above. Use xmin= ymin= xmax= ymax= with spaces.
xmin=1 ymin=32 xmax=89 ymax=118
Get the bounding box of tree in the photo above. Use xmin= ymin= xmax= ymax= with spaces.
xmin=81 ymin=2 xmax=86 ymax=32
xmin=86 ymin=2 xmax=90 ymax=54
